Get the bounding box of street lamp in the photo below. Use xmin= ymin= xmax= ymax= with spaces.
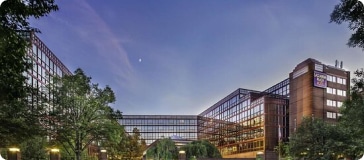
xmin=178 ymin=150 xmax=186 ymax=160
xmin=50 ymin=148 xmax=60 ymax=160
xmin=99 ymin=149 xmax=107 ymax=160
xmin=7 ymin=147 xmax=20 ymax=160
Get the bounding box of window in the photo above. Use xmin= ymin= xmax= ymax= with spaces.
xmin=326 ymin=87 xmax=332 ymax=94
xmin=337 ymin=90 xmax=342 ymax=96
xmin=327 ymin=112 xmax=337 ymax=119
xmin=337 ymin=89 xmax=347 ymax=97
xmin=337 ymin=77 xmax=343 ymax=84
xmin=327 ymin=100 xmax=337 ymax=107
xmin=327 ymin=75 xmax=332 ymax=82
xmin=337 ymin=101 xmax=343 ymax=107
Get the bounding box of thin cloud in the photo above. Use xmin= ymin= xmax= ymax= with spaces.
xmin=54 ymin=0 xmax=136 ymax=87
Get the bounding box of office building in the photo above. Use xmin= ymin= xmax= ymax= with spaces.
xmin=289 ymin=58 xmax=350 ymax=133
xmin=22 ymin=31 xmax=72 ymax=108
xmin=120 ymin=115 xmax=198 ymax=145
xmin=122 ymin=58 xmax=349 ymax=160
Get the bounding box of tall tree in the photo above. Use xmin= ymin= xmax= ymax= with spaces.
xmin=45 ymin=68 xmax=123 ymax=160
xmin=0 ymin=0 xmax=58 ymax=147
xmin=122 ymin=128 xmax=147 ymax=159
xmin=337 ymin=69 xmax=364 ymax=159
xmin=330 ymin=0 xmax=364 ymax=49
xmin=288 ymin=117 xmax=345 ymax=160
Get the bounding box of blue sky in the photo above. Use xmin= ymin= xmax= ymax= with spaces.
xmin=32 ymin=0 xmax=364 ymax=115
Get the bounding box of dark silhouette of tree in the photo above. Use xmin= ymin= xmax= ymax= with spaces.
xmin=331 ymin=0 xmax=364 ymax=49
xmin=0 ymin=0 xmax=58 ymax=147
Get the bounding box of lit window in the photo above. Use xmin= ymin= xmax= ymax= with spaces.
xmin=327 ymin=75 xmax=332 ymax=82
xmin=327 ymin=100 xmax=337 ymax=107
xmin=337 ymin=90 xmax=343 ymax=96
xmin=327 ymin=87 xmax=332 ymax=94
xmin=337 ymin=77 xmax=343 ymax=84
xmin=327 ymin=112 xmax=337 ymax=119
xmin=337 ymin=101 xmax=343 ymax=107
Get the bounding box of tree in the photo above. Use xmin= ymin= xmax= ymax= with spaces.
xmin=123 ymin=128 xmax=147 ymax=159
xmin=45 ymin=68 xmax=123 ymax=160
xmin=182 ymin=140 xmax=221 ymax=159
xmin=157 ymin=138 xmax=178 ymax=160
xmin=330 ymin=0 xmax=364 ymax=49
xmin=20 ymin=136 xmax=48 ymax=160
xmin=337 ymin=69 xmax=364 ymax=159
xmin=288 ymin=117 xmax=345 ymax=160
xmin=147 ymin=138 xmax=178 ymax=160
xmin=0 ymin=0 xmax=58 ymax=147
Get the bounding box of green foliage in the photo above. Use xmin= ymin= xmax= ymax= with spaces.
xmin=337 ymin=69 xmax=364 ymax=159
xmin=288 ymin=117 xmax=346 ymax=160
xmin=45 ymin=68 xmax=123 ymax=160
xmin=147 ymin=138 xmax=178 ymax=160
xmin=117 ymin=127 xmax=147 ymax=159
xmin=157 ymin=138 xmax=178 ymax=160
xmin=0 ymin=0 xmax=58 ymax=147
xmin=330 ymin=0 xmax=364 ymax=49
xmin=20 ymin=136 xmax=48 ymax=160
xmin=182 ymin=140 xmax=221 ymax=159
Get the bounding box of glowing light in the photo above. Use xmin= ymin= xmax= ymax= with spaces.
xmin=51 ymin=148 xmax=60 ymax=152
xmin=100 ymin=149 xmax=107 ymax=153
xmin=9 ymin=148 xmax=20 ymax=152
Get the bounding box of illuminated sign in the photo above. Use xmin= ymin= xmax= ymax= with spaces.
xmin=313 ymin=71 xmax=327 ymax=88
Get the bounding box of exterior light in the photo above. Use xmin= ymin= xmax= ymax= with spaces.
xmin=8 ymin=148 xmax=20 ymax=152
xmin=51 ymin=148 xmax=60 ymax=152
xmin=179 ymin=150 xmax=185 ymax=154
xmin=100 ymin=149 xmax=107 ymax=153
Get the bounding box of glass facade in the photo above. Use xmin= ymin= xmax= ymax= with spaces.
xmin=263 ymin=78 xmax=290 ymax=97
xmin=25 ymin=32 xmax=72 ymax=109
xmin=197 ymin=88 xmax=289 ymax=158
xmin=120 ymin=115 xmax=198 ymax=145
xmin=21 ymin=32 xmax=72 ymax=141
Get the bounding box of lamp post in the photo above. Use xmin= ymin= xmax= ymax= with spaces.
xmin=7 ymin=148 xmax=20 ymax=160
xmin=178 ymin=150 xmax=186 ymax=160
xmin=99 ymin=149 xmax=107 ymax=160
xmin=50 ymin=148 xmax=60 ymax=160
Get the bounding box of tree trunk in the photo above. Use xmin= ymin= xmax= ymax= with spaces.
xmin=76 ymin=131 xmax=81 ymax=160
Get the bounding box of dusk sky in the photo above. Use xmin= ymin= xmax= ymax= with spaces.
xmin=32 ymin=0 xmax=364 ymax=115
